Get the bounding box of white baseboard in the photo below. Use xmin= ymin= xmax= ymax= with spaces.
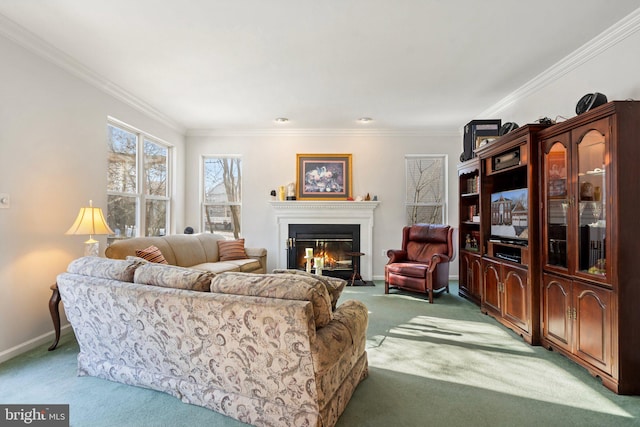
xmin=0 ymin=324 xmax=72 ymax=364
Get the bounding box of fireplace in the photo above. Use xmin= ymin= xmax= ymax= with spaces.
xmin=270 ymin=200 xmax=380 ymax=281
xmin=287 ymin=224 xmax=360 ymax=280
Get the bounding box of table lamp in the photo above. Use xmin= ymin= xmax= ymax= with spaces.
xmin=65 ymin=200 xmax=114 ymax=256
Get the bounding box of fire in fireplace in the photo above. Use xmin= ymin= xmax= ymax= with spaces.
xmin=287 ymin=224 xmax=360 ymax=280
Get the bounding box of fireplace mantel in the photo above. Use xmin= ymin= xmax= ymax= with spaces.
xmin=269 ymin=201 xmax=379 ymax=280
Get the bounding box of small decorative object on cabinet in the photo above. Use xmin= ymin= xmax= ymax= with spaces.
xmin=539 ymin=101 xmax=640 ymax=395
xmin=457 ymin=158 xmax=482 ymax=304
xmin=474 ymin=124 xmax=550 ymax=345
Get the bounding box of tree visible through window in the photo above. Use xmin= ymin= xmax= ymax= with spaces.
xmin=405 ymin=155 xmax=447 ymax=225
xmin=107 ymin=121 xmax=171 ymax=239
xmin=203 ymin=156 xmax=242 ymax=238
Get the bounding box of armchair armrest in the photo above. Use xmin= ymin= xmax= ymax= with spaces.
xmin=428 ymin=253 xmax=451 ymax=273
xmin=386 ymin=249 xmax=407 ymax=264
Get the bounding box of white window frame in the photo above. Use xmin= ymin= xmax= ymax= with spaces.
xmin=201 ymin=155 xmax=242 ymax=239
xmin=405 ymin=154 xmax=448 ymax=225
xmin=107 ymin=117 xmax=173 ymax=238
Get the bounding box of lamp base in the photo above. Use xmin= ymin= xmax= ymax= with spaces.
xmin=84 ymin=241 xmax=99 ymax=257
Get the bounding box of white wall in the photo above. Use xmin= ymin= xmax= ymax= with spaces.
xmin=0 ymin=35 xmax=186 ymax=361
xmin=185 ymin=132 xmax=462 ymax=281
xmin=484 ymin=22 xmax=640 ymax=128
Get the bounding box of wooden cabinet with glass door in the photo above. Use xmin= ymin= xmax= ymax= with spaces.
xmin=539 ymin=101 xmax=640 ymax=395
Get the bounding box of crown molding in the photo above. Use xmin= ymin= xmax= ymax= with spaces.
xmin=0 ymin=13 xmax=185 ymax=134
xmin=186 ymin=127 xmax=460 ymax=138
xmin=479 ymin=7 xmax=640 ymax=118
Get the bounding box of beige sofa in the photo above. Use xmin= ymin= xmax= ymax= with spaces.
xmin=57 ymin=257 xmax=368 ymax=427
xmin=105 ymin=233 xmax=267 ymax=274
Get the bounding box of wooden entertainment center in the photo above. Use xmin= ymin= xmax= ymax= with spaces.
xmin=458 ymin=101 xmax=640 ymax=394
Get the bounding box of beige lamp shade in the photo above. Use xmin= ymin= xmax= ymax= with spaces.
xmin=65 ymin=200 xmax=114 ymax=244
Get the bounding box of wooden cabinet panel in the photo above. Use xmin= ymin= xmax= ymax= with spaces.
xmin=460 ymin=251 xmax=482 ymax=304
xmin=574 ymin=282 xmax=612 ymax=375
xmin=542 ymin=274 xmax=572 ymax=352
xmin=470 ymin=255 xmax=482 ymax=298
xmin=502 ymin=265 xmax=528 ymax=331
xmin=482 ymin=259 xmax=501 ymax=315
xmin=481 ymin=259 xmax=530 ymax=335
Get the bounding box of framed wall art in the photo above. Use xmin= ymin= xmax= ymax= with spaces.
xmin=296 ymin=153 xmax=352 ymax=200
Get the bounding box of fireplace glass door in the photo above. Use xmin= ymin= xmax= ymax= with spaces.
xmin=287 ymin=224 xmax=360 ymax=280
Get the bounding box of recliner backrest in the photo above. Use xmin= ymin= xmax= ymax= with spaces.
xmin=403 ymin=224 xmax=452 ymax=263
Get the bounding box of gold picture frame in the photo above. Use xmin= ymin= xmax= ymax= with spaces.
xmin=296 ymin=154 xmax=352 ymax=200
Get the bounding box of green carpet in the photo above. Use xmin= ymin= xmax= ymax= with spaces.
xmin=1 ymin=282 xmax=639 ymax=426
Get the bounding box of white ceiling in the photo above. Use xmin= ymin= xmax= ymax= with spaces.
xmin=1 ymin=1 xmax=639 ymax=132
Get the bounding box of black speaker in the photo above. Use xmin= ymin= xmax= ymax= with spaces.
xmin=499 ymin=122 xmax=519 ymax=136
xmin=462 ymin=119 xmax=501 ymax=161
xmin=576 ymin=92 xmax=607 ymax=115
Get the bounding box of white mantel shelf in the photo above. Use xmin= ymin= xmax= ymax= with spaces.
xmin=269 ymin=200 xmax=380 ymax=210
xmin=269 ymin=200 xmax=380 ymax=280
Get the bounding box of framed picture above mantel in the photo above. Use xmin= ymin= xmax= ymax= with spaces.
xmin=296 ymin=153 xmax=352 ymax=200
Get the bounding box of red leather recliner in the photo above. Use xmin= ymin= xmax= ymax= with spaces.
xmin=384 ymin=223 xmax=455 ymax=303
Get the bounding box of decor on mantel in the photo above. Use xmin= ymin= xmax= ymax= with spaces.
xmin=296 ymin=153 xmax=352 ymax=200
xmin=65 ymin=200 xmax=114 ymax=256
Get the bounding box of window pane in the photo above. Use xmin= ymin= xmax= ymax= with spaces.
xmin=407 ymin=205 xmax=443 ymax=225
xmin=107 ymin=125 xmax=137 ymax=193
xmin=203 ymin=205 xmax=241 ymax=238
xmin=107 ymin=194 xmax=137 ymax=237
xmin=145 ymin=199 xmax=167 ymax=236
xmin=406 ymin=157 xmax=444 ymax=203
xmin=204 ymin=158 xmax=242 ymax=203
xmin=144 ymin=139 xmax=168 ymax=197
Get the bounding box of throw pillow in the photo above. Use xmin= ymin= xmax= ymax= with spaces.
xmin=218 ymin=239 xmax=248 ymax=261
xmin=272 ymin=269 xmax=347 ymax=310
xmin=134 ymin=263 xmax=215 ymax=292
xmin=135 ymin=245 xmax=168 ymax=264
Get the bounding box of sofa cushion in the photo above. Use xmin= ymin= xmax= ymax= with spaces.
xmin=133 ymin=263 xmax=215 ymax=292
xmin=67 ymin=256 xmax=141 ymax=283
xmin=210 ymin=272 xmax=333 ymax=328
xmin=189 ymin=262 xmax=242 ymax=274
xmin=224 ymin=258 xmax=263 ymax=273
xmin=135 ymin=245 xmax=168 ymax=264
xmin=217 ymin=239 xmax=248 ymax=261
xmin=272 ymin=269 xmax=346 ymax=310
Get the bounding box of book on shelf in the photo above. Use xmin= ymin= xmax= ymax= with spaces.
xmin=466 ymin=176 xmax=479 ymax=194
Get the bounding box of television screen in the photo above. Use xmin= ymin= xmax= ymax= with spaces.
xmin=490 ymin=188 xmax=528 ymax=241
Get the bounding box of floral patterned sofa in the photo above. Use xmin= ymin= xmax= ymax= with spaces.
xmin=57 ymin=257 xmax=368 ymax=427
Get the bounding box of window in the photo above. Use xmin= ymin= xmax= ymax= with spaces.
xmin=107 ymin=120 xmax=171 ymax=239
xmin=405 ymin=154 xmax=447 ymax=225
xmin=202 ymin=156 xmax=242 ymax=239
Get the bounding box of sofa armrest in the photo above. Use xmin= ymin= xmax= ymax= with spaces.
xmin=245 ymin=247 xmax=267 ymax=272
xmin=311 ymin=299 xmax=368 ymax=373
